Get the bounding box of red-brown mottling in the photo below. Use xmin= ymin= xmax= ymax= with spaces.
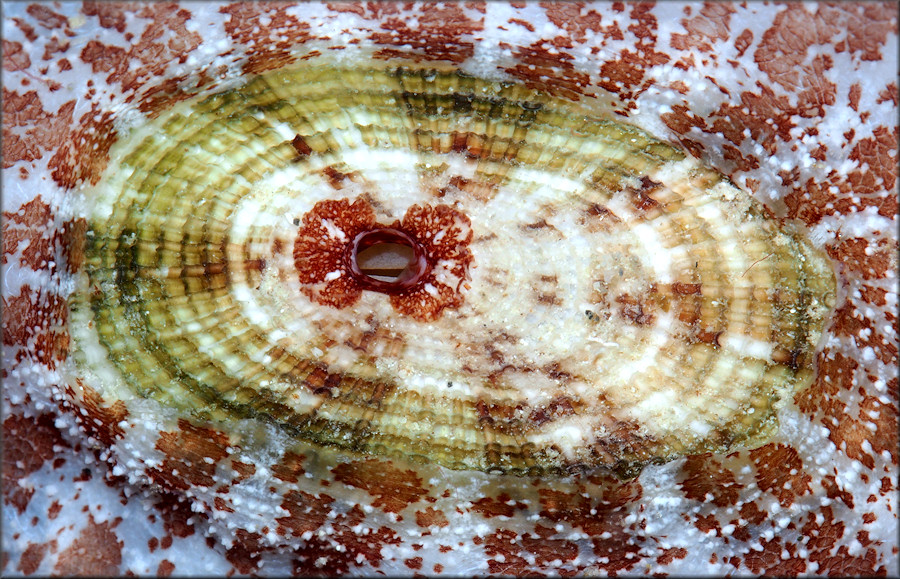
xmin=230 ymin=460 xmax=256 ymax=484
xmin=616 ymin=292 xmax=656 ymax=326
xmin=2 ymin=197 xmax=55 ymax=268
xmin=415 ymin=506 xmax=449 ymax=529
xmin=155 ymin=493 xmax=198 ymax=540
xmin=48 ymin=104 xmax=117 ymax=189
xmin=800 ymin=506 xmax=889 ymax=575
xmin=2 ymin=414 xmax=69 ymax=514
xmin=60 ymin=218 xmax=88 ymax=274
xmin=62 ymin=380 xmax=128 ymax=448
xmin=53 ymin=515 xmax=123 ymax=576
xmin=1 ymin=1 xmax=896 ymax=576
xmin=469 ymin=493 xmax=528 ymax=518
xmin=597 ymin=3 xmax=671 ymax=104
xmin=507 ymin=18 xmax=535 ymax=33
xmin=539 ymin=478 xmax=642 ymax=536
xmin=829 ymin=297 xmax=898 ymax=367
xmin=755 ymin=5 xmax=846 ymax=110
xmin=78 ymin=3 xmax=201 ymax=93
xmin=148 ymin=420 xmax=232 ymax=492
xmin=721 ymin=143 xmax=760 ymax=172
xmin=848 ymin=126 xmax=899 ymax=196
xmin=271 ymin=451 xmax=306 ymax=483
xmin=81 ymin=1 xmax=138 ymax=34
xmin=670 ymin=2 xmax=736 ymax=53
xmin=662 ymin=7 xmax=899 ymax=180
xmin=136 ymin=75 xmax=201 ymax=119
xmin=220 ymin=2 xmax=312 ymax=74
xmin=40 ymin=34 xmax=70 ymax=63
xmin=331 ymin=459 xmax=429 ymax=514
xmin=796 ymin=351 xmax=858 ymax=416
xmin=2 ymin=39 xmax=31 ymax=72
xmin=738 ymin=499 xmax=770 ymax=527
xmin=822 ymin=473 xmax=856 ymax=510
xmin=2 ymin=285 xmax=69 ymax=369
xmin=16 ymin=542 xmax=49 ymax=576
xmin=356 ymin=2 xmax=484 ymax=64
xmin=823 ymin=376 xmax=899 ymax=470
xmin=404 ymin=556 xmax=422 ymax=570
xmin=678 ymin=454 xmax=742 ymax=508
xmin=293 ymin=197 xmax=378 ymax=308
xmin=213 ymin=496 xmax=233 ymax=513
xmin=276 ymin=489 xmax=335 ymax=538
xmin=293 ymin=197 xmax=473 ymax=321
xmin=785 ymin=175 xmax=898 ymax=227
xmin=48 ymin=500 xmax=62 ymax=520
xmin=25 ymin=4 xmax=69 ymax=31
xmin=692 ymin=513 xmax=720 ymax=535
xmin=292 ymin=525 xmax=402 ymax=576
xmin=11 ymin=15 xmax=37 ymax=41
xmin=879 ymin=82 xmax=899 ymax=105
xmin=1 ymin=90 xmax=76 ymax=169
xmin=534 ymin=478 xmax=645 ymax=574
xmin=224 ymin=529 xmax=264 ymax=574
xmin=503 ymin=41 xmax=591 ymax=101
xmin=391 ymin=202 xmax=474 ymax=320
xmin=748 ymin=444 xmax=813 ymax=508
xmin=286 ymin=503 xmax=402 ymax=575
xmin=740 ymin=537 xmax=807 ymax=575
xmin=156 ymin=559 xmax=175 ymax=576
xmin=657 ymin=547 xmax=688 ymax=566
xmin=484 ymin=527 xmax=579 ymax=576
xmin=541 ymin=2 xmax=618 ymax=44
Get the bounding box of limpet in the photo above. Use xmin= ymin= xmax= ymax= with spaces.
xmin=67 ymin=62 xmax=835 ymax=477
xmin=4 ymin=3 xmax=895 ymax=575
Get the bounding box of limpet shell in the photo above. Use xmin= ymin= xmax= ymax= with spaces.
xmin=67 ymin=62 xmax=835 ymax=477
xmin=2 ymin=2 xmax=896 ymax=576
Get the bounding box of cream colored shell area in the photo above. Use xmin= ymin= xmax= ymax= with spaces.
xmin=69 ymin=63 xmax=834 ymax=469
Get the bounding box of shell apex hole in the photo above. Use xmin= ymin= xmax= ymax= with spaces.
xmin=355 ymin=241 xmax=416 ymax=282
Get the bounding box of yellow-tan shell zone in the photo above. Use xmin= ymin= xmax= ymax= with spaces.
xmin=67 ymin=62 xmax=837 ymax=476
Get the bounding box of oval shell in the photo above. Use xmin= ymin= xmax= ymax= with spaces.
xmin=2 ymin=2 xmax=896 ymax=576
xmin=68 ymin=63 xmax=836 ymax=477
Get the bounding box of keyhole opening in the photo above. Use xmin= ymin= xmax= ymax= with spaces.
xmin=356 ymin=242 xmax=415 ymax=281
xmin=348 ymin=228 xmax=429 ymax=293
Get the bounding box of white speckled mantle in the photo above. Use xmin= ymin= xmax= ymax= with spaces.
xmin=2 ymin=2 xmax=897 ymax=576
